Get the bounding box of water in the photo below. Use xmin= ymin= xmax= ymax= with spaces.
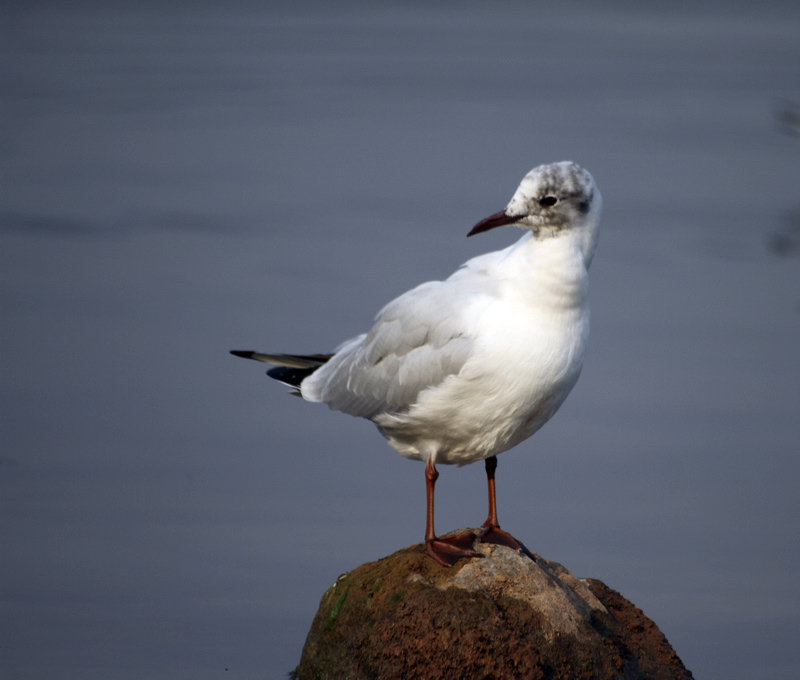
xmin=2 ymin=2 xmax=800 ymax=678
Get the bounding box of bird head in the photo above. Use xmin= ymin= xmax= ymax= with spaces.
xmin=468 ymin=161 xmax=602 ymax=266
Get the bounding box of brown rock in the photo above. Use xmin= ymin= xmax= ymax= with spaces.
xmin=294 ymin=532 xmax=693 ymax=680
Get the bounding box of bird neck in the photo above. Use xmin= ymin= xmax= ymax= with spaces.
xmin=505 ymin=230 xmax=590 ymax=310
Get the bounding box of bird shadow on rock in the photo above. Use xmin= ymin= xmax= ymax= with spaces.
xmin=293 ymin=532 xmax=694 ymax=680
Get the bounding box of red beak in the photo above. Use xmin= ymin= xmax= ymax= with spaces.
xmin=467 ymin=210 xmax=523 ymax=237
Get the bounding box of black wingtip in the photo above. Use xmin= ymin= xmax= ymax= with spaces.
xmin=230 ymin=350 xmax=255 ymax=359
xmin=267 ymin=365 xmax=318 ymax=388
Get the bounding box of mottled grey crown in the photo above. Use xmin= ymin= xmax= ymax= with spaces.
xmin=505 ymin=161 xmax=597 ymax=231
xmin=512 ymin=161 xmax=593 ymax=210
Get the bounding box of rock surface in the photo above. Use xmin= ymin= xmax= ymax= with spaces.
xmin=294 ymin=532 xmax=693 ymax=680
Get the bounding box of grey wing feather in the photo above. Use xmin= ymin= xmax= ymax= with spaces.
xmin=230 ymin=351 xmax=331 ymax=369
xmin=301 ymin=273 xmax=494 ymax=420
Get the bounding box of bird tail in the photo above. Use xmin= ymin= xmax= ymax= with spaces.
xmin=229 ymin=350 xmax=332 ymax=392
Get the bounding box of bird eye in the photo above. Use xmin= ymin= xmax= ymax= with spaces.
xmin=539 ymin=195 xmax=558 ymax=207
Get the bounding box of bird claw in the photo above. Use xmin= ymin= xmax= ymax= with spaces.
xmin=478 ymin=525 xmax=536 ymax=562
xmin=426 ymin=531 xmax=484 ymax=567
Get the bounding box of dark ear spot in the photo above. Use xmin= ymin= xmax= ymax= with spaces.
xmin=577 ymin=200 xmax=590 ymax=214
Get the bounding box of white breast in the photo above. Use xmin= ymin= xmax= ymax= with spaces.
xmin=373 ymin=231 xmax=591 ymax=465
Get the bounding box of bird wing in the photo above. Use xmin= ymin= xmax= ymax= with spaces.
xmin=302 ymin=259 xmax=501 ymax=420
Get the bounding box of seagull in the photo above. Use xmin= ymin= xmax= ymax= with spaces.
xmin=231 ymin=161 xmax=602 ymax=567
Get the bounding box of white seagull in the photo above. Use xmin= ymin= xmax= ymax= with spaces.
xmin=232 ymin=161 xmax=602 ymax=566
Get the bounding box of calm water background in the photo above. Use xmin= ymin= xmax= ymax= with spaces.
xmin=2 ymin=2 xmax=799 ymax=678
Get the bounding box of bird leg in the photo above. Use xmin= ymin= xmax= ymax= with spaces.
xmin=478 ymin=456 xmax=535 ymax=560
xmin=424 ymin=457 xmax=483 ymax=567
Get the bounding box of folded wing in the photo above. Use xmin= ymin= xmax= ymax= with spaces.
xmin=302 ymin=265 xmax=499 ymax=420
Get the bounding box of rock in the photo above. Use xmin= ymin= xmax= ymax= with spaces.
xmin=294 ymin=532 xmax=693 ymax=680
